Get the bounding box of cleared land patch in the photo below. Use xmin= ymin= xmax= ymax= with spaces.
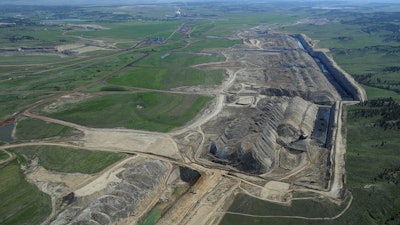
xmin=42 ymin=93 xmax=211 ymax=132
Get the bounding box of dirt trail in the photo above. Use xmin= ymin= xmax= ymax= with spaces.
xmin=0 ymin=149 xmax=15 ymax=165
xmin=24 ymin=111 xmax=87 ymax=131
xmin=74 ymin=156 xmax=138 ymax=197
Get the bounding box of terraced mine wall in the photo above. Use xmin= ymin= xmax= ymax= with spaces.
xmin=295 ymin=34 xmax=367 ymax=102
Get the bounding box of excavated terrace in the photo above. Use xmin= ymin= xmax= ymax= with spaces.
xmin=198 ymin=28 xmax=347 ymax=190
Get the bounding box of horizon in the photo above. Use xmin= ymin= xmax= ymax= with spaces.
xmin=1 ymin=0 xmax=399 ymax=6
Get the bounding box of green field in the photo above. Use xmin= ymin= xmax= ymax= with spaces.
xmin=12 ymin=146 xmax=124 ymax=174
xmin=109 ymin=68 xmax=224 ymax=90
xmin=0 ymin=93 xmax=54 ymax=121
xmin=0 ymin=51 xmax=142 ymax=92
xmin=135 ymin=52 xmax=225 ymax=68
xmin=0 ymin=160 xmax=52 ymax=225
xmin=183 ymin=38 xmax=242 ymax=52
xmin=15 ymin=116 xmax=79 ymax=141
xmin=0 ymin=25 xmax=78 ymax=48
xmin=68 ymin=21 xmax=181 ymax=42
xmin=220 ymin=193 xmax=349 ymax=225
xmin=43 ymin=93 xmax=211 ymax=132
xmin=0 ymin=55 xmax=77 ymax=66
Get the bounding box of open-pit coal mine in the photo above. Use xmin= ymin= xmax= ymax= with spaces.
xmin=199 ymin=28 xmax=365 ymax=182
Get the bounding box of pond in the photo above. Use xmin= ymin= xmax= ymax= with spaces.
xmin=0 ymin=123 xmax=14 ymax=142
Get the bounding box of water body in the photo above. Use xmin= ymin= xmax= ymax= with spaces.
xmin=0 ymin=123 xmax=14 ymax=142
xmin=313 ymin=57 xmax=354 ymax=100
xmin=312 ymin=107 xmax=331 ymax=146
xmin=297 ymin=40 xmax=305 ymax=50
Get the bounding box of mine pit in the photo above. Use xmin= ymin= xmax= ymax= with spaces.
xmin=198 ymin=28 xmax=364 ymax=194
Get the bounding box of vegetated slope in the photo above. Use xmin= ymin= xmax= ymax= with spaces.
xmin=42 ymin=93 xmax=211 ymax=132
xmin=109 ymin=68 xmax=224 ymax=90
xmin=0 ymin=160 xmax=52 ymax=225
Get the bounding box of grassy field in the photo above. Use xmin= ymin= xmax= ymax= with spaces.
xmin=183 ymin=38 xmax=242 ymax=52
xmin=15 ymin=116 xmax=79 ymax=141
xmin=0 ymin=160 xmax=51 ymax=225
xmin=12 ymin=146 xmax=124 ymax=174
xmin=109 ymin=68 xmax=224 ymax=90
xmin=44 ymin=93 xmax=211 ymax=132
xmin=0 ymin=51 xmax=142 ymax=92
xmin=0 ymin=93 xmax=54 ymax=121
xmin=68 ymin=21 xmax=181 ymax=42
xmin=220 ymin=193 xmax=349 ymax=225
xmin=0 ymin=55 xmax=77 ymax=65
xmin=135 ymin=52 xmax=225 ymax=68
xmin=0 ymin=25 xmax=78 ymax=48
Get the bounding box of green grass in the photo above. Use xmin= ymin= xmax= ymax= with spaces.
xmin=109 ymin=68 xmax=224 ymax=90
xmin=12 ymin=146 xmax=124 ymax=174
xmin=220 ymin=193 xmax=349 ymax=225
xmin=138 ymin=206 xmax=162 ymax=225
xmin=0 ymin=25 xmax=78 ymax=48
xmin=135 ymin=52 xmax=225 ymax=68
xmin=138 ymin=186 xmax=188 ymax=225
xmin=83 ymin=84 xmax=132 ymax=92
xmin=183 ymin=38 xmax=242 ymax=52
xmin=68 ymin=21 xmax=181 ymax=42
xmin=0 ymin=51 xmax=142 ymax=92
xmin=0 ymin=93 xmax=54 ymax=121
xmin=0 ymin=55 xmax=76 ymax=65
xmin=227 ymin=193 xmax=347 ymax=217
xmin=44 ymin=93 xmax=211 ymax=132
xmin=15 ymin=116 xmax=79 ymax=141
xmin=0 ymin=160 xmax=52 ymax=225
xmin=362 ymin=85 xmax=400 ymax=100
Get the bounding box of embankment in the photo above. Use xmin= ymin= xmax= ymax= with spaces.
xmin=295 ymin=34 xmax=367 ymax=102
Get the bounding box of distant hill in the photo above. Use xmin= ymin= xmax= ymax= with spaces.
xmin=1 ymin=0 xmax=398 ymax=6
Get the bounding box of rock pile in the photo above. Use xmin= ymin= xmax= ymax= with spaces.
xmin=51 ymin=159 xmax=169 ymax=225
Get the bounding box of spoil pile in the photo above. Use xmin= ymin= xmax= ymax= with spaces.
xmin=51 ymin=159 xmax=169 ymax=225
xmin=205 ymin=96 xmax=318 ymax=173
